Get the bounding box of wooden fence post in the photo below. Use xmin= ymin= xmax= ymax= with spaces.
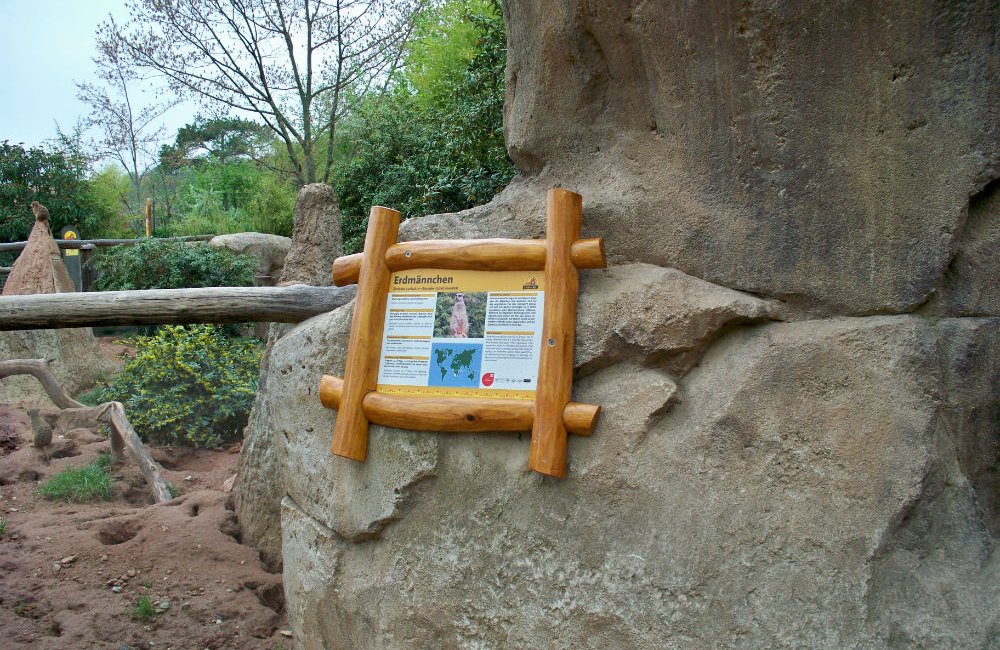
xmin=330 ymin=206 xmax=401 ymax=461
xmin=529 ymin=188 xmax=583 ymax=478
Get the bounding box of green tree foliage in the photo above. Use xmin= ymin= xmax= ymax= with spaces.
xmin=102 ymin=325 xmax=260 ymax=447
xmin=159 ymin=116 xmax=272 ymax=168
xmin=92 ymin=239 xmax=256 ymax=291
xmin=151 ymin=117 xmax=298 ymax=237
xmin=336 ymin=0 xmax=514 ymax=252
xmin=0 ymin=141 xmax=114 ymax=243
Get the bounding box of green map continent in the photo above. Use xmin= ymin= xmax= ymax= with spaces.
xmin=435 ymin=348 xmax=452 ymax=380
xmin=450 ymin=348 xmax=477 ymax=380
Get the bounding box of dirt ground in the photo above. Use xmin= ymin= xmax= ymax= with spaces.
xmin=0 ymin=338 xmax=291 ymax=649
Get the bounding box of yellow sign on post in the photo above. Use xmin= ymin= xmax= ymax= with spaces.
xmin=319 ymin=189 xmax=605 ymax=477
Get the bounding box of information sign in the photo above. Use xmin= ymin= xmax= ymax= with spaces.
xmin=377 ymin=270 xmax=544 ymax=399
xmin=319 ymin=188 xmax=606 ymax=477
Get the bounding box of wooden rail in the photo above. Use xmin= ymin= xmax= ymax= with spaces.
xmin=320 ymin=375 xmax=599 ymax=436
xmin=332 ymin=238 xmax=605 ymax=286
xmin=0 ymin=235 xmax=213 ymax=252
xmin=0 ymin=284 xmax=355 ymax=330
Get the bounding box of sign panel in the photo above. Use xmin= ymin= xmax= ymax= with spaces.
xmin=376 ymin=269 xmax=545 ymax=399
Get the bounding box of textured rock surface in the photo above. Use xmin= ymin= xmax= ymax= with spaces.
xmin=234 ymin=184 xmax=345 ymax=564
xmin=575 ymin=264 xmax=780 ymax=375
xmin=209 ymin=232 xmax=291 ymax=284
xmin=254 ymin=2 xmax=1000 ymax=647
xmin=281 ymin=316 xmax=999 ymax=649
xmin=400 ymin=1 xmax=1000 ymax=315
xmin=279 ymin=184 xmax=343 ymax=287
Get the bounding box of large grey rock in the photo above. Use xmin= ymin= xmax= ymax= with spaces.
xmin=251 ymin=3 xmax=1000 ymax=647
xmin=397 ymin=1 xmax=1000 ymax=315
xmin=576 ymin=264 xmax=780 ymax=375
xmin=282 ymin=316 xmax=1000 ymax=649
xmin=209 ymin=232 xmax=291 ymax=283
xmin=279 ymin=183 xmax=343 ymax=287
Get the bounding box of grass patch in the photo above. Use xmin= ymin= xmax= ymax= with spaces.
xmin=36 ymin=454 xmax=114 ymax=503
xmin=131 ymin=595 xmax=154 ymax=622
xmin=0 ymin=516 xmax=6 ymax=536
xmin=75 ymin=385 xmax=107 ymax=407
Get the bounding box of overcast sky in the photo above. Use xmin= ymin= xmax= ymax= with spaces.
xmin=0 ymin=0 xmax=190 ymax=151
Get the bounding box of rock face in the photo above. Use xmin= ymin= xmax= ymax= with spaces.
xmin=233 ymin=184 xmax=344 ymax=565
xmin=237 ymin=2 xmax=1000 ymax=647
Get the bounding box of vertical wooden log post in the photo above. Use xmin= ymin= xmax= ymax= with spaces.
xmin=144 ymin=198 xmax=152 ymax=238
xmin=331 ymin=206 xmax=401 ymax=461
xmin=529 ymin=189 xmax=583 ymax=478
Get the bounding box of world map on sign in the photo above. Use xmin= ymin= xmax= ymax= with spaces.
xmin=428 ymin=342 xmax=483 ymax=388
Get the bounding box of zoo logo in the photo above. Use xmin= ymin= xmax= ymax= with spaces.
xmin=522 ymin=276 xmax=539 ymax=290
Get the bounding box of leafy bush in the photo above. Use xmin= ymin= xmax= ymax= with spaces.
xmin=92 ymin=239 xmax=256 ymax=291
xmin=101 ymin=325 xmax=261 ymax=448
xmin=37 ymin=454 xmax=114 ymax=502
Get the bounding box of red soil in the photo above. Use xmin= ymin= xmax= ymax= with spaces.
xmin=0 ymin=405 xmax=290 ymax=649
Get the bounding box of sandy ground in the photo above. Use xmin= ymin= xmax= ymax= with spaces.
xmin=0 ymin=339 xmax=291 ymax=649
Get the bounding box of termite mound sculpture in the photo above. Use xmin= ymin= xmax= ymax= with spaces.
xmin=1 ymin=203 xmax=114 ymax=405
xmin=237 ymin=2 xmax=1000 ymax=647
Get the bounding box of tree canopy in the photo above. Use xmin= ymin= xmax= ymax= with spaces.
xmin=0 ymin=141 xmax=114 ymax=243
xmin=335 ymin=0 xmax=513 ymax=251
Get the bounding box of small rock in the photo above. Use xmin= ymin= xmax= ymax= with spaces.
xmin=280 ymin=629 xmax=293 ymax=638
xmin=100 ymin=554 xmax=108 ymax=562
xmin=60 ymin=554 xmax=78 ymax=565
xmin=184 ymin=476 xmax=193 ymax=482
xmin=52 ymin=563 xmax=61 ymax=572
xmin=222 ymin=474 xmax=236 ymax=493
xmin=112 ymin=585 xmax=123 ymax=593
xmin=156 ymin=600 xmax=170 ymax=611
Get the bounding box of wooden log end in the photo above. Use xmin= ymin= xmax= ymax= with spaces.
xmin=319 ymin=374 xmax=343 ymax=409
xmin=563 ymin=402 xmax=600 ymax=436
xmin=332 ymin=254 xmax=362 ymax=286
xmin=571 ymin=238 xmax=606 ymax=270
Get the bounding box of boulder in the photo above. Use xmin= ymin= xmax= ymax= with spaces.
xmin=279 ymin=184 xmax=343 ymax=287
xmin=407 ymin=1 xmax=1000 ymax=316
xmin=208 ymin=232 xmax=292 ymax=284
xmin=248 ymin=2 xmax=1000 ymax=647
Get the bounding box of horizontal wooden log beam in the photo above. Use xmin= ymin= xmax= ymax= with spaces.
xmin=0 ymin=284 xmax=355 ymax=330
xmin=332 ymin=237 xmax=606 ymax=286
xmin=320 ymin=375 xmax=599 ymax=437
xmin=0 ymin=235 xmax=213 ymax=252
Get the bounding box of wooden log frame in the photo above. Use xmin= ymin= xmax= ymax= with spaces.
xmin=0 ymin=359 xmax=173 ymax=503
xmin=0 ymin=284 xmax=355 ymax=331
xmin=322 ymin=188 xmax=604 ymax=478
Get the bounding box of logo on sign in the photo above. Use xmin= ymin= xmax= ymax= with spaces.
xmin=522 ymin=276 xmax=539 ymax=290
xmin=481 ymin=372 xmax=495 ymax=387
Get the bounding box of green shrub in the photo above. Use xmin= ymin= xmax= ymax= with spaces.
xmin=37 ymin=454 xmax=114 ymax=502
xmin=101 ymin=325 xmax=261 ymax=448
xmin=92 ymin=239 xmax=256 ymax=291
